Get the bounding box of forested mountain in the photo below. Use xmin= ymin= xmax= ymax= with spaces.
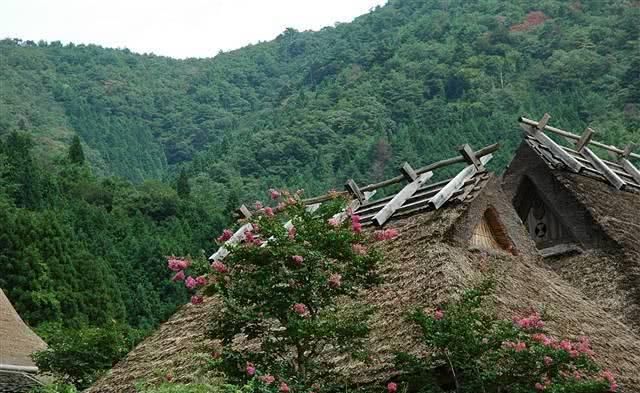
xmin=2 ymin=0 xmax=638 ymax=187
xmin=0 ymin=0 xmax=638 ymax=383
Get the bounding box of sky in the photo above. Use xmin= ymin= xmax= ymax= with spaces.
xmin=0 ymin=0 xmax=387 ymax=59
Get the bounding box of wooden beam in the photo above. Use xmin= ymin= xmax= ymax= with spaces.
xmin=302 ymin=191 xmax=348 ymax=205
xmin=519 ymin=116 xmax=640 ymax=160
xmin=345 ymin=179 xmax=365 ymax=203
xmin=429 ymin=154 xmax=492 ymax=209
xmin=209 ymin=223 xmax=254 ymax=260
xmin=400 ymin=162 xmax=417 ymax=182
xmin=238 ymin=204 xmax=252 ymax=219
xmin=458 ymin=144 xmax=484 ymax=171
xmin=372 ymin=171 xmax=433 ymax=226
xmin=536 ymin=113 xmax=551 ymax=131
xmin=539 ymin=243 xmax=582 ymax=258
xmin=580 ymin=147 xmax=626 ymax=190
xmin=575 ymin=128 xmax=594 ymax=152
xmin=621 ymin=158 xmax=640 ymax=184
xmin=333 ymin=190 xmax=376 ymax=224
xmin=522 ymin=124 xmax=584 ymax=173
xmin=359 ymin=143 xmax=500 ymax=192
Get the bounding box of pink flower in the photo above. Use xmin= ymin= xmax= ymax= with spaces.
xmin=190 ymin=295 xmax=203 ymax=305
xmin=172 ymin=270 xmax=185 ymax=282
xmin=293 ymin=303 xmax=309 ymax=317
xmin=352 ymin=244 xmax=367 ymax=255
xmin=217 ymin=229 xmax=233 ymax=242
xmin=269 ymin=189 xmax=281 ymax=200
xmin=558 ymin=339 xmax=572 ymax=352
xmin=279 ymin=383 xmax=290 ymax=393
xmin=167 ymin=257 xmax=189 ymax=272
xmin=387 ymin=382 xmax=398 ymax=393
xmin=244 ymin=230 xmax=255 ymax=243
xmin=515 ymin=341 xmax=527 ymax=352
xmin=513 ymin=311 xmax=544 ymax=330
xmin=535 ymin=383 xmax=545 ymax=391
xmin=292 ymin=255 xmax=304 ymax=266
xmin=327 ymin=217 xmax=340 ymax=227
xmin=211 ymin=261 xmax=228 ymax=274
xmin=196 ymin=275 xmax=207 ymax=287
xmin=531 ymin=333 xmax=554 ymax=346
xmin=328 ymin=273 xmax=342 ymax=289
xmin=288 ymin=226 xmax=297 ymax=240
xmin=246 ymin=362 xmax=256 ymax=376
xmin=185 ymin=276 xmax=197 ymax=289
xmin=255 ymin=201 xmax=263 ymax=210
xmin=264 ymin=207 xmax=274 ymax=217
xmin=260 ymin=374 xmax=275 ymax=384
xmin=434 ymin=309 xmax=444 ymax=320
xmin=374 ymin=228 xmax=399 ymax=241
xmin=543 ymin=356 xmax=553 ymax=366
xmin=352 ymin=221 xmax=362 ymax=233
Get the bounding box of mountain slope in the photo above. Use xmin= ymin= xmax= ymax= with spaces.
xmin=1 ymin=0 xmax=638 ymax=189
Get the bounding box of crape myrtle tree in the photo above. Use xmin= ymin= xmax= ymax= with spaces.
xmin=170 ymin=189 xmax=396 ymax=391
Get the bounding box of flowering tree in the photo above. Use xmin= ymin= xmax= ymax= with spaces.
xmin=394 ymin=281 xmax=616 ymax=393
xmin=205 ymin=191 xmax=385 ymax=390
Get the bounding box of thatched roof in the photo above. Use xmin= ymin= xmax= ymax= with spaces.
xmin=88 ymin=176 xmax=640 ymax=392
xmin=504 ymin=140 xmax=640 ymax=333
xmin=0 ymin=289 xmax=47 ymax=369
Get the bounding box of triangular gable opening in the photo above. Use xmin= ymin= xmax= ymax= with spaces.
xmin=513 ymin=176 xmax=577 ymax=253
xmin=470 ymin=206 xmax=517 ymax=255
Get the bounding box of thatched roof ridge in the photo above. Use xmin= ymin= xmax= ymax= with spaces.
xmin=88 ymin=176 xmax=640 ymax=392
xmin=0 ymin=289 xmax=47 ymax=369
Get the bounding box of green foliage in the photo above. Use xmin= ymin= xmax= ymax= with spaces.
xmin=67 ymin=135 xmax=85 ymax=164
xmin=31 ymin=383 xmax=78 ymax=393
xmin=207 ymin=194 xmax=381 ymax=389
xmin=394 ymin=281 xmax=614 ymax=393
xmin=1 ymin=0 xmax=638 ymax=186
xmin=32 ymin=323 xmax=138 ymax=389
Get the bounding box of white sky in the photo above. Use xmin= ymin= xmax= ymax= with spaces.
xmin=0 ymin=0 xmax=387 ymax=59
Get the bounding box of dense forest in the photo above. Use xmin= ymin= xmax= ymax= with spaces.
xmin=0 ymin=0 xmax=638 ymax=382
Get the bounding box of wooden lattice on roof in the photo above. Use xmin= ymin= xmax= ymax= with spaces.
xmin=210 ymin=143 xmax=499 ymax=261
xmin=519 ymin=114 xmax=640 ymax=192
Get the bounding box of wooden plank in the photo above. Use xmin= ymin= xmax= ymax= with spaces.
xmin=575 ymin=128 xmax=594 ymax=152
xmin=238 ymin=204 xmax=252 ymax=219
xmin=429 ymin=154 xmax=492 ymax=209
xmin=302 ymin=191 xmax=348 ymax=205
xmin=359 ymin=143 xmax=500 ymax=192
xmin=372 ymin=171 xmax=433 ymax=226
xmin=621 ymin=158 xmax=640 ymax=184
xmin=519 ymin=116 xmax=640 ymax=160
xmin=209 ymin=223 xmax=254 ymax=260
xmin=539 ymin=243 xmax=582 ymax=258
xmin=522 ymin=124 xmax=584 ymax=173
xmin=345 ymin=179 xmax=365 ymax=203
xmin=458 ymin=144 xmax=484 ymax=170
xmin=536 ymin=113 xmax=551 ymax=131
xmin=400 ymin=162 xmax=417 ymax=182
xmin=580 ymin=147 xmax=626 ymax=190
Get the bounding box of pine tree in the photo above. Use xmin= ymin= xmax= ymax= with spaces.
xmin=176 ymin=169 xmax=190 ymax=199
xmin=68 ymin=135 xmax=85 ymax=165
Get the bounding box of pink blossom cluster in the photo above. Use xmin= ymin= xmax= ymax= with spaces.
xmin=167 ymin=257 xmax=190 ymax=272
xmin=502 ymin=340 xmax=527 ymax=352
xmin=244 ymin=229 xmax=264 ymax=246
xmin=387 ymin=382 xmax=397 ymax=393
xmin=434 ymin=309 xmax=444 ymax=320
xmin=531 ymin=333 xmax=595 ymax=359
xmin=534 ymin=376 xmax=551 ymax=391
xmin=245 ymin=361 xmax=291 ymax=391
xmin=292 ymin=303 xmax=309 ymax=317
xmin=601 ymin=370 xmax=618 ymax=392
xmin=292 ymin=255 xmax=304 ymax=266
xmin=288 ymin=226 xmax=297 ymax=240
xmin=374 ymin=228 xmax=399 ymax=241
xmin=327 ymin=217 xmax=340 ymax=227
xmin=211 ymin=260 xmax=228 ymax=274
xmin=190 ymin=295 xmax=203 ymax=305
xmin=217 ymin=229 xmax=233 ymax=242
xmin=513 ymin=311 xmax=545 ymax=330
xmin=351 ymin=214 xmax=362 ymax=233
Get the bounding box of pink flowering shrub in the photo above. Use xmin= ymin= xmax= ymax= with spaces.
xmin=394 ymin=281 xmax=615 ymax=392
xmin=166 ymin=256 xmax=209 ymax=304
xmin=206 ymin=190 xmax=385 ymax=390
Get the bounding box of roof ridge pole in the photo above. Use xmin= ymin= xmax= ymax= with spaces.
xmin=372 ymin=162 xmax=433 ymax=227
xmin=209 ymin=222 xmax=254 ymax=260
xmin=573 ymin=127 xmax=626 ymax=190
xmin=619 ymin=144 xmax=640 ymax=184
xmin=519 ymin=114 xmax=584 ymax=173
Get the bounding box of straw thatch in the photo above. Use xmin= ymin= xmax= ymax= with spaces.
xmin=503 ymin=141 xmax=640 ymax=333
xmin=88 ymin=176 xmax=640 ymax=393
xmin=0 ymin=289 xmax=47 ymax=368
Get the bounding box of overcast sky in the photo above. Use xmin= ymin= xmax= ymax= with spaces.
xmin=0 ymin=0 xmax=387 ymax=59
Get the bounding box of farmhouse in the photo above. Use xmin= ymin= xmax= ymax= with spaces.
xmin=88 ymin=133 xmax=640 ymax=392
xmin=0 ymin=289 xmax=47 ymax=393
